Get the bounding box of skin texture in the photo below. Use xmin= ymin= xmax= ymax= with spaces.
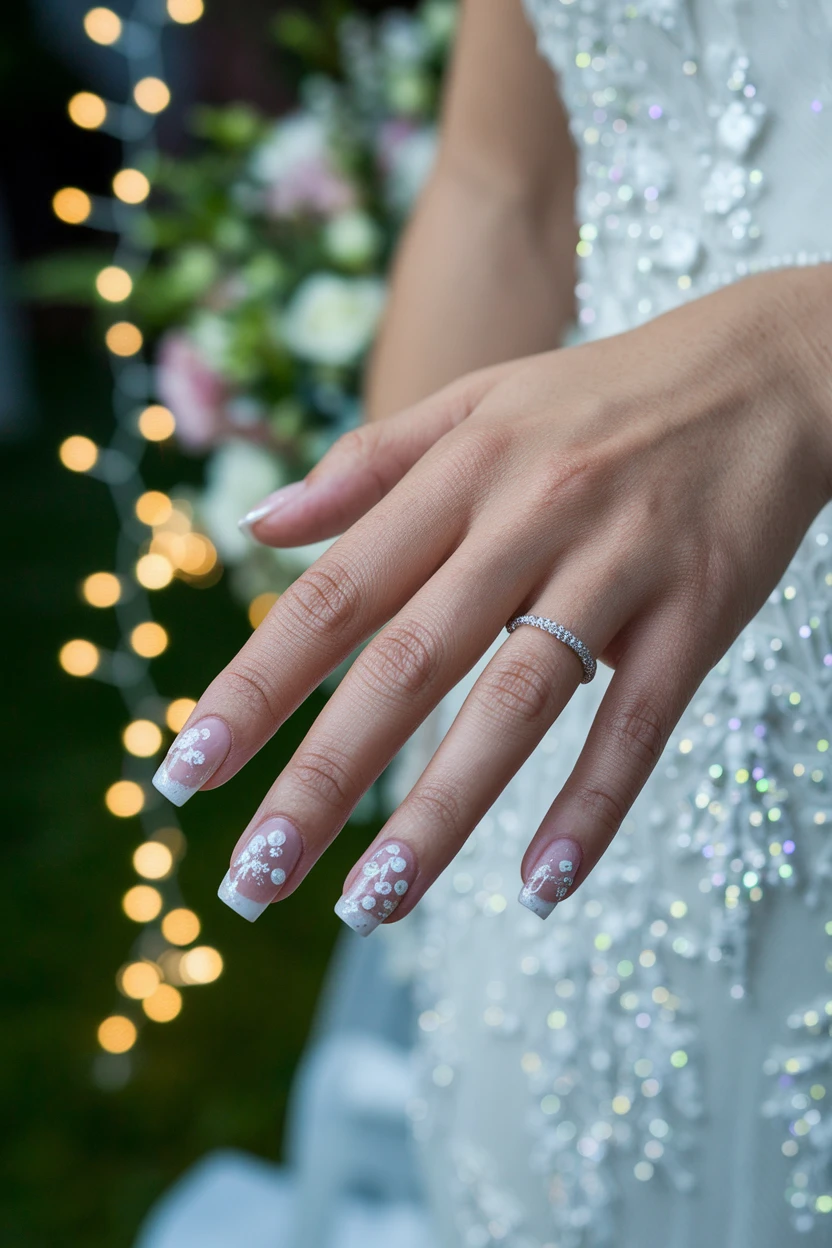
xmin=157 ymin=1 xmax=832 ymax=922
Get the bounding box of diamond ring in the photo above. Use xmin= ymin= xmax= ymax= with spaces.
xmin=505 ymin=614 xmax=597 ymax=684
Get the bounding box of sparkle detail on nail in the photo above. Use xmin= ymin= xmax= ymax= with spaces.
xmin=334 ymin=841 xmax=416 ymax=936
xmin=519 ymin=842 xmax=582 ymax=920
xmin=152 ymin=725 xmax=212 ymax=806
xmin=217 ymin=818 xmax=300 ymax=922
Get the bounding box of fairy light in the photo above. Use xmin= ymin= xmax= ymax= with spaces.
xmin=248 ymin=591 xmax=279 ymax=628
xmin=59 ymin=2 xmax=222 ymax=1080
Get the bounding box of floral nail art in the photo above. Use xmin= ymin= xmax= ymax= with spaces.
xmin=334 ymin=841 xmax=417 ymax=936
xmin=518 ymin=838 xmax=583 ymax=920
xmin=217 ymin=817 xmax=302 ymax=922
xmin=152 ymin=716 xmax=231 ymax=807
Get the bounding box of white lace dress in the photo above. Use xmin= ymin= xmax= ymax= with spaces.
xmin=382 ymin=2 xmax=832 ymax=1245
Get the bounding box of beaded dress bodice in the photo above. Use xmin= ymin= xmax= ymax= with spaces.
xmin=383 ymin=4 xmax=832 ymax=1247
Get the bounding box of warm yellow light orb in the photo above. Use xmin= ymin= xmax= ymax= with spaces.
xmin=167 ymin=0 xmax=204 ymax=23
xmin=136 ymin=553 xmax=174 ymax=590
xmin=105 ymin=321 xmax=143 ymax=356
xmin=123 ymin=884 xmax=163 ymax=922
xmin=248 ymin=592 xmax=279 ymax=629
xmin=138 ymin=404 xmax=176 ymax=441
xmin=123 ymin=719 xmax=163 ymax=757
xmin=68 ymin=92 xmax=107 ymax=129
xmin=113 ymin=168 xmax=151 ymax=204
xmin=180 ymin=946 xmax=223 ymax=984
xmin=82 ymin=571 xmax=121 ymax=608
xmin=53 ymin=187 xmax=92 ymax=224
xmin=134 ymin=77 xmax=171 ymax=114
xmin=106 ymin=780 xmax=145 ymax=817
xmin=166 ymin=698 xmax=196 ymax=732
xmin=59 ymin=435 xmax=98 ymax=472
xmin=129 ymin=621 xmax=168 ymax=658
xmin=161 ymin=908 xmax=201 ymax=946
xmin=98 ymin=1015 xmax=137 ymax=1053
xmin=135 ymin=490 xmax=172 ymax=526
xmin=177 ymin=534 xmax=217 ymax=576
xmin=142 ymin=984 xmax=182 ymax=1022
xmin=84 ymin=7 xmax=122 ymax=44
xmin=119 ymin=961 xmax=161 ymax=999
xmin=133 ymin=841 xmax=174 ymax=880
xmin=96 ymin=265 xmax=133 ymax=303
xmin=59 ymin=639 xmax=99 ymax=676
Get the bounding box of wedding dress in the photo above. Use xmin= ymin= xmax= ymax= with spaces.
xmin=381 ymin=2 xmax=832 ymax=1245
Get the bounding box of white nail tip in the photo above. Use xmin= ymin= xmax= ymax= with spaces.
xmin=151 ymin=770 xmax=198 ymax=808
xmin=217 ymin=872 xmax=269 ymax=922
xmin=517 ymin=886 xmax=556 ymax=920
xmin=237 ymin=503 xmax=273 ymax=535
xmin=334 ymin=895 xmax=380 ymax=937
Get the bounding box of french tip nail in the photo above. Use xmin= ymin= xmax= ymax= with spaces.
xmin=517 ymin=885 xmax=556 ymax=920
xmin=237 ymin=504 xmax=273 ymax=536
xmin=218 ymin=872 xmax=268 ymax=922
xmin=151 ymin=768 xmax=195 ymax=808
xmin=334 ymin=896 xmax=378 ymax=937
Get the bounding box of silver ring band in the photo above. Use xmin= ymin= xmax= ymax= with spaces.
xmin=505 ymin=614 xmax=597 ymax=684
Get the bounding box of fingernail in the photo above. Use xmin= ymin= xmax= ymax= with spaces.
xmin=152 ymin=716 xmax=232 ymax=807
xmin=217 ymin=817 xmax=302 ymax=922
xmin=334 ymin=840 xmax=417 ymax=937
xmin=238 ymin=480 xmax=308 ymax=534
xmin=518 ymin=838 xmax=582 ymax=920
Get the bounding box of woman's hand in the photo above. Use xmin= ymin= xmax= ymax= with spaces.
xmin=152 ymin=267 xmax=832 ymax=931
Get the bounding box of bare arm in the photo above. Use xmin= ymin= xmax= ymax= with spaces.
xmin=365 ymin=0 xmax=578 ymax=422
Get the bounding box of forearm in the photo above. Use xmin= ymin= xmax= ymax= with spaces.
xmin=365 ymin=166 xmax=578 ymax=421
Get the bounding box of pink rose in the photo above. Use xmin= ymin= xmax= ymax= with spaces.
xmin=156 ymin=331 xmax=227 ymax=452
xmin=265 ymin=160 xmax=356 ymax=219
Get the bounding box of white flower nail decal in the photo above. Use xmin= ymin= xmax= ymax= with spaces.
xmin=334 ymin=842 xmax=416 ymax=936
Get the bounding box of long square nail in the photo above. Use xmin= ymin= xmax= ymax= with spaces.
xmin=152 ymin=716 xmax=231 ymax=807
xmin=334 ymin=840 xmax=417 ymax=936
xmin=217 ymin=817 xmax=302 ymax=922
xmin=519 ymin=838 xmax=582 ymax=920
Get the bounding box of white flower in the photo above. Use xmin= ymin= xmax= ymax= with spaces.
xmin=251 ymin=114 xmax=328 ymax=184
xmin=323 ymin=211 xmax=382 ymax=268
xmin=281 ymin=273 xmax=385 ymax=366
xmin=199 ymin=440 xmax=284 ymax=563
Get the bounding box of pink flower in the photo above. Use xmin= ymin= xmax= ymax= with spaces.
xmin=265 ymin=161 xmax=356 ymax=219
xmin=156 ymin=331 xmax=227 ymax=452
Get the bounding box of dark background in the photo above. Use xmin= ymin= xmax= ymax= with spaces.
xmin=1 ymin=2 xmax=415 ymax=1243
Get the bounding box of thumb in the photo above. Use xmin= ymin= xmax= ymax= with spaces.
xmin=240 ymin=360 xmax=514 ymax=547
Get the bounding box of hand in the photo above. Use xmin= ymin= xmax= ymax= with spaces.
xmin=152 ymin=267 xmax=832 ymax=931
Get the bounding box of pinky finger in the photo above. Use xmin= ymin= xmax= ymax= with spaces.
xmin=519 ymin=619 xmax=703 ymax=918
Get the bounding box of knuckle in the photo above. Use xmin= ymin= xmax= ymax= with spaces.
xmin=358 ymin=621 xmax=443 ymax=702
xmin=438 ymin=423 xmax=512 ymax=493
xmin=291 ymin=746 xmax=361 ymax=811
xmin=610 ymin=695 xmax=668 ymax=770
xmin=223 ymin=661 xmax=279 ymax=721
xmin=571 ymin=782 xmax=629 ymax=838
xmin=281 ymin=558 xmax=363 ymax=637
xmin=476 ymin=654 xmax=556 ymax=728
xmin=406 ymin=778 xmax=463 ymax=839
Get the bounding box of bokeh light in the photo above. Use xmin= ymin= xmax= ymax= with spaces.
xmin=138 ymin=404 xmax=175 ymax=441
xmin=105 ymin=780 xmax=145 ymax=817
xmin=133 ymin=841 xmax=174 ymax=880
xmin=166 ymin=698 xmax=196 ymax=732
xmin=122 ymin=885 xmax=163 ymax=922
xmin=129 ymin=621 xmax=168 ymax=657
xmin=82 ymin=571 xmax=121 ymax=607
xmin=113 ymin=168 xmax=150 ymax=204
xmin=142 ymin=984 xmax=182 ymax=1022
xmin=161 ymin=908 xmax=200 ymax=946
xmin=135 ymin=553 xmax=173 ymax=589
xmin=68 ymin=92 xmax=107 ymax=129
xmin=98 ymin=1015 xmax=137 ymax=1053
xmin=134 ymin=78 xmax=170 ymax=114
xmin=135 ymin=490 xmax=172 ymax=526
xmin=59 ymin=435 xmax=98 ymax=472
xmin=105 ymin=321 xmax=143 ymax=356
xmin=167 ymin=0 xmax=204 ymax=23
xmin=249 ymin=592 xmax=279 ymax=628
xmin=122 ymin=719 xmax=163 ymax=757
xmin=83 ymin=7 xmax=122 ymax=44
xmin=52 ymin=187 xmax=92 ymax=224
xmin=180 ymin=946 xmax=223 ymax=984
xmin=119 ymin=961 xmax=161 ymax=1000
xmin=96 ymin=265 xmax=133 ymax=302
xmin=59 ymin=639 xmax=99 ymax=676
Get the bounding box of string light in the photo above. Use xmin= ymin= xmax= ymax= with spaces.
xmin=52 ymin=187 xmax=92 ymax=224
xmin=59 ymin=435 xmax=98 ymax=472
xmin=249 ymin=591 xmax=279 ymax=628
xmin=113 ymin=168 xmax=150 ymax=204
xmin=83 ymin=7 xmax=123 ymax=45
xmin=58 ymin=5 xmax=223 ymax=1077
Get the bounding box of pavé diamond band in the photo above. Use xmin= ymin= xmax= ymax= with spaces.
xmin=505 ymin=614 xmax=597 ymax=684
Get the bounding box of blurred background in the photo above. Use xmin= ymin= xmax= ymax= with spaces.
xmin=1 ymin=1 xmax=454 ymax=1243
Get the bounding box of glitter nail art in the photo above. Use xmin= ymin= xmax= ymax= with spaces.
xmin=217 ymin=817 xmax=302 ymax=922
xmin=334 ymin=840 xmax=417 ymax=936
xmin=152 ymin=716 xmax=231 ymax=807
xmin=518 ymin=838 xmax=583 ymax=919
